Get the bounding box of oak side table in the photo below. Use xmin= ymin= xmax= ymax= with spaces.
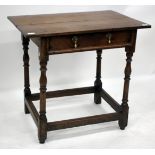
xmin=8 ymin=10 xmax=151 ymax=143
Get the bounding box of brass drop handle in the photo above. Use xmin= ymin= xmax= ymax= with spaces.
xmin=106 ymin=33 xmax=112 ymax=44
xmin=72 ymin=36 xmax=78 ymax=48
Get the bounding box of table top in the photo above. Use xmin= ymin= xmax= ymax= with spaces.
xmin=8 ymin=10 xmax=151 ymax=38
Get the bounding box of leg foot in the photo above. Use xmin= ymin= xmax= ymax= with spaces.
xmin=118 ymin=119 xmax=127 ymax=130
xmin=118 ymin=104 xmax=129 ymax=130
xmin=38 ymin=113 xmax=47 ymax=144
xmin=24 ymin=89 xmax=31 ymax=114
xmin=39 ymin=138 xmax=46 ymax=144
xmin=24 ymin=101 xmax=30 ymax=114
xmin=94 ymin=92 xmax=101 ymax=104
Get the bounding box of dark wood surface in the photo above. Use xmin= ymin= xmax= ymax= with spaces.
xmin=9 ymin=10 xmax=151 ymax=143
xmin=30 ymin=86 xmax=95 ymax=101
xmin=48 ymin=30 xmax=131 ymax=54
xmin=8 ymin=10 xmax=151 ymax=37
xmin=47 ymin=112 xmax=120 ymax=131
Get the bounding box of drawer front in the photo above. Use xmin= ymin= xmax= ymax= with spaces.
xmin=49 ymin=31 xmax=132 ymax=54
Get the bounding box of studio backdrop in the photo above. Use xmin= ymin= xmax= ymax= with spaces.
xmin=0 ymin=5 xmax=155 ymax=148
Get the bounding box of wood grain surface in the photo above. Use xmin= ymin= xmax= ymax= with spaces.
xmin=8 ymin=10 xmax=151 ymax=37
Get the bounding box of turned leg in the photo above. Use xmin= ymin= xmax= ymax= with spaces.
xmin=94 ymin=49 xmax=102 ymax=104
xmin=119 ymin=30 xmax=137 ymax=130
xmin=38 ymin=38 xmax=48 ymax=144
xmin=22 ymin=35 xmax=31 ymax=114
xmin=119 ymin=48 xmax=134 ymax=130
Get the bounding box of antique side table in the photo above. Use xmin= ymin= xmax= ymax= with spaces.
xmin=8 ymin=10 xmax=151 ymax=143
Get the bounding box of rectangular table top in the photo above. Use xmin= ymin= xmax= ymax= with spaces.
xmin=8 ymin=10 xmax=151 ymax=38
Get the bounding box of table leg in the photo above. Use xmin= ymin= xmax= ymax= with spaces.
xmin=22 ymin=35 xmax=31 ymax=114
xmin=119 ymin=48 xmax=134 ymax=130
xmin=38 ymin=38 xmax=48 ymax=144
xmin=94 ymin=49 xmax=102 ymax=104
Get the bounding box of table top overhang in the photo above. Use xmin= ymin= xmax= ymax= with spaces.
xmin=8 ymin=10 xmax=151 ymax=38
